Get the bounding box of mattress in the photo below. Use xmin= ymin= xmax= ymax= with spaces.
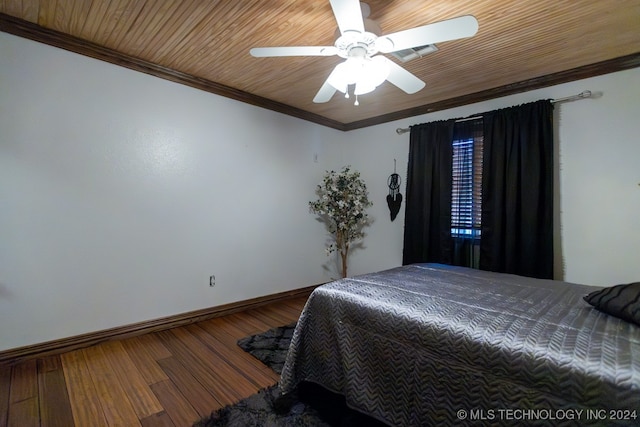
xmin=280 ymin=264 xmax=640 ymax=426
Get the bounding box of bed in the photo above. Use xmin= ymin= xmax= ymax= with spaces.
xmin=280 ymin=263 xmax=640 ymax=426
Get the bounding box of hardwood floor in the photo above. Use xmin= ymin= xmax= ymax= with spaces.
xmin=0 ymin=296 xmax=308 ymax=427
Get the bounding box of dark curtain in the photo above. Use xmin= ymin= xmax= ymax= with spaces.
xmin=480 ymin=99 xmax=554 ymax=279
xmin=402 ymin=120 xmax=455 ymax=265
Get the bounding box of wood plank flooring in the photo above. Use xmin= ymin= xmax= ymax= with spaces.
xmin=0 ymin=296 xmax=307 ymax=427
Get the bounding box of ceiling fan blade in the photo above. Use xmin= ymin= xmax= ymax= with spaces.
xmin=378 ymin=56 xmax=426 ymax=94
xmin=314 ymin=64 xmax=347 ymax=103
xmin=376 ymin=15 xmax=479 ymax=53
xmin=314 ymin=80 xmax=339 ymax=103
xmin=250 ymin=46 xmax=337 ymax=57
xmin=330 ymin=0 xmax=364 ymax=35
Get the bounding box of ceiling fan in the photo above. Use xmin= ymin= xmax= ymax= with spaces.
xmin=250 ymin=0 xmax=478 ymax=104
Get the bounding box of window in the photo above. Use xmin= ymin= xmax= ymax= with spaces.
xmin=451 ymin=135 xmax=483 ymax=238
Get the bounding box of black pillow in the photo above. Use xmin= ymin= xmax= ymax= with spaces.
xmin=584 ymin=282 xmax=640 ymax=326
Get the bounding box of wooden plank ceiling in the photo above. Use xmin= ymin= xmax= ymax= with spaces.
xmin=1 ymin=0 xmax=640 ymax=130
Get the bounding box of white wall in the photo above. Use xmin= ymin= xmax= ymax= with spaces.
xmin=0 ymin=33 xmax=340 ymax=351
xmin=1 ymin=31 xmax=639 ymax=351
xmin=337 ymin=67 xmax=640 ymax=287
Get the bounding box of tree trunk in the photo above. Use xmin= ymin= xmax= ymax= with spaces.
xmin=340 ymin=248 xmax=348 ymax=278
xmin=336 ymin=229 xmax=348 ymax=278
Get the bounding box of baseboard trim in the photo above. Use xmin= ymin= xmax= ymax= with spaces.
xmin=0 ymin=285 xmax=318 ymax=366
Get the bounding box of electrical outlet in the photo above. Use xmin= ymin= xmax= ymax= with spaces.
xmin=209 ymin=275 xmax=215 ymax=287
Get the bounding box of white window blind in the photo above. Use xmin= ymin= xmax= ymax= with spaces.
xmin=451 ymin=136 xmax=483 ymax=238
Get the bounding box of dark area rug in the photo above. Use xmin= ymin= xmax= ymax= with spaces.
xmin=236 ymin=322 xmax=297 ymax=374
xmin=193 ymin=382 xmax=387 ymax=427
xmin=193 ymin=324 xmax=388 ymax=427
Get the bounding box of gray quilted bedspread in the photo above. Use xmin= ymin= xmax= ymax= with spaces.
xmin=280 ymin=264 xmax=640 ymax=426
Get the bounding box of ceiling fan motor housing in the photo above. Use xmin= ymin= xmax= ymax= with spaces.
xmin=333 ymin=15 xmax=384 ymax=58
xmin=335 ymin=30 xmax=379 ymax=58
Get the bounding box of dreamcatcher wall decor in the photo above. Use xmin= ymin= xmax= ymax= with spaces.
xmin=387 ymin=159 xmax=403 ymax=221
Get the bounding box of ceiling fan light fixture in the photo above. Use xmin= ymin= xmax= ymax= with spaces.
xmin=354 ymin=56 xmax=390 ymax=94
xmin=328 ymin=56 xmax=389 ymax=96
xmin=327 ymin=58 xmax=363 ymax=90
xmin=327 ymin=61 xmax=353 ymax=92
xmin=354 ymin=81 xmax=376 ymax=95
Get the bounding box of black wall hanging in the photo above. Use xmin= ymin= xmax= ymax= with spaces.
xmin=387 ymin=159 xmax=403 ymax=221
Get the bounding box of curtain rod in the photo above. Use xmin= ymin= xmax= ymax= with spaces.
xmin=395 ymin=90 xmax=593 ymax=135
